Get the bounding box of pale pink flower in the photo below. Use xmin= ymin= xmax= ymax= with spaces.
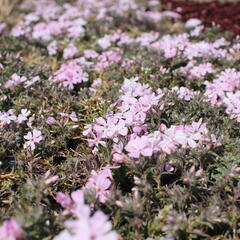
xmin=67 ymin=21 xmax=85 ymax=39
xmin=162 ymin=11 xmax=181 ymax=19
xmin=172 ymin=87 xmax=199 ymax=101
xmin=125 ymin=136 xmax=153 ymax=158
xmin=95 ymin=49 xmax=122 ymax=71
xmin=93 ymin=117 xmax=116 ymax=138
xmin=189 ymin=63 xmax=215 ymax=79
xmin=56 ymin=192 xmax=72 ymax=210
xmin=0 ymin=219 xmax=25 ymax=240
xmin=82 ymin=124 xmax=93 ymax=136
xmin=52 ymin=60 xmax=88 ymax=90
xmin=4 ymin=74 xmax=27 ymax=89
xmin=54 ymin=210 xmax=118 ymax=240
xmin=63 ymin=43 xmax=78 ymax=59
xmin=87 ymin=132 xmax=107 ymax=154
xmin=112 ymin=143 xmax=126 ymax=163
xmin=84 ymin=49 xmax=99 ymax=59
xmin=90 ymin=78 xmax=102 ymax=92
xmin=44 ymin=170 xmax=59 ymax=185
xmin=69 ymin=112 xmax=78 ymax=122
xmin=107 ymin=119 xmax=128 ymax=139
xmin=47 ymin=40 xmax=57 ymax=56
xmin=17 ymin=109 xmax=31 ymax=124
xmin=46 ymin=117 xmax=57 ymax=125
xmin=24 ymin=76 xmax=40 ymax=88
xmin=190 ymin=25 xmax=204 ymax=37
xmin=137 ymin=11 xmax=163 ymax=23
xmin=97 ymin=37 xmax=111 ymax=49
xmin=85 ymin=169 xmax=113 ymax=203
xmin=0 ymin=110 xmax=17 ymax=126
xmin=185 ymin=18 xmax=201 ymax=28
xmin=24 ymin=129 xmax=43 ymax=151
xmin=0 ymin=23 xmax=6 ymax=34
xmin=26 ymin=115 xmax=35 ymax=127
xmin=55 ymin=187 xmax=118 ymax=239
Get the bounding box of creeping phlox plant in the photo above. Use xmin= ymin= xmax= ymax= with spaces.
xmin=84 ymin=77 xmax=220 ymax=162
xmin=54 ymin=168 xmax=117 ymax=240
xmin=1 ymin=0 xmax=240 ymax=239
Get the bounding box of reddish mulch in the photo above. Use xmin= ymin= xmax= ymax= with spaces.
xmin=161 ymin=0 xmax=240 ymax=36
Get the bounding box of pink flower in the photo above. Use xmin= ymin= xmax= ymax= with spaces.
xmin=0 ymin=110 xmax=17 ymax=126
xmin=189 ymin=63 xmax=215 ymax=79
xmin=56 ymin=192 xmax=72 ymax=210
xmin=125 ymin=136 xmax=153 ymax=158
xmin=88 ymin=211 xmax=118 ymax=240
xmin=82 ymin=124 xmax=93 ymax=136
xmin=4 ymin=74 xmax=27 ymax=89
xmin=63 ymin=43 xmax=78 ymax=60
xmin=0 ymin=219 xmax=25 ymax=240
xmin=95 ymin=49 xmax=122 ymax=71
xmin=17 ymin=109 xmax=31 ymax=124
xmin=26 ymin=115 xmax=35 ymax=127
xmin=112 ymin=143 xmax=127 ymax=163
xmin=56 ymin=190 xmax=89 ymax=217
xmin=54 ymin=189 xmax=118 ymax=240
xmin=67 ymin=20 xmax=85 ymax=39
xmin=84 ymin=49 xmax=99 ymax=59
xmin=46 ymin=116 xmax=57 ymax=125
xmin=90 ymin=78 xmax=102 ymax=92
xmin=97 ymin=37 xmax=111 ymax=49
xmin=108 ymin=119 xmax=128 ymax=139
xmin=172 ymin=87 xmax=199 ymax=101
xmin=24 ymin=76 xmax=40 ymax=88
xmin=24 ymin=129 xmax=43 ymax=151
xmin=47 ymin=41 xmax=57 ymax=56
xmin=85 ymin=169 xmax=113 ymax=203
xmin=0 ymin=23 xmax=6 ymax=34
xmin=185 ymin=18 xmax=201 ymax=28
xmin=69 ymin=112 xmax=78 ymax=122
xmin=93 ymin=117 xmax=115 ymax=138
xmin=52 ymin=60 xmax=88 ymax=90
xmin=54 ymin=210 xmax=118 ymax=240
xmin=87 ymin=132 xmax=106 ymax=154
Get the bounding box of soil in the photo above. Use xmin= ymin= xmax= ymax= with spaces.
xmin=161 ymin=0 xmax=240 ymax=36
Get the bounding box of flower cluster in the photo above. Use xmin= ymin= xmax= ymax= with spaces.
xmin=95 ymin=49 xmax=122 ymax=71
xmin=204 ymin=68 xmax=240 ymax=104
xmin=203 ymin=68 xmax=240 ymax=121
xmin=11 ymin=1 xmax=86 ymax=40
xmin=84 ymin=77 xmax=219 ymax=163
xmin=51 ymin=60 xmax=88 ymax=90
xmin=171 ymin=86 xmax=200 ymax=101
xmin=125 ymin=119 xmax=211 ymax=158
xmin=2 ymin=0 xmax=240 ymax=239
xmin=4 ymin=74 xmax=40 ymax=89
xmin=0 ymin=109 xmax=31 ymax=127
xmin=85 ymin=167 xmax=113 ymax=203
xmin=84 ymin=77 xmax=162 ymax=154
xmin=179 ymin=61 xmax=215 ymax=80
xmin=55 ymin=169 xmax=117 ymax=240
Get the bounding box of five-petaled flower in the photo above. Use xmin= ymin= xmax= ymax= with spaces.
xmin=24 ymin=129 xmax=43 ymax=151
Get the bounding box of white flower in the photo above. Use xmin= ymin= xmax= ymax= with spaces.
xmin=47 ymin=40 xmax=58 ymax=56
xmin=185 ymin=18 xmax=201 ymax=28
xmin=17 ymin=109 xmax=31 ymax=124
xmin=97 ymin=37 xmax=111 ymax=49
xmin=24 ymin=129 xmax=43 ymax=151
xmin=24 ymin=76 xmax=40 ymax=88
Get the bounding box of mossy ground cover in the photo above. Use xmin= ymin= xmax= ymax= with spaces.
xmin=0 ymin=0 xmax=240 ymax=239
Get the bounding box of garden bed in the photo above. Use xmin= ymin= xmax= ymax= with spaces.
xmin=0 ymin=0 xmax=240 ymax=239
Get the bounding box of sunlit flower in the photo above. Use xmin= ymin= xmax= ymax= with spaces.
xmin=24 ymin=129 xmax=43 ymax=151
